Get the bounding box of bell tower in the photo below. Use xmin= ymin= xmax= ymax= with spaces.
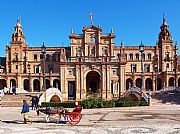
xmin=9 ymin=17 xmax=28 ymax=74
xmin=157 ymin=15 xmax=174 ymax=73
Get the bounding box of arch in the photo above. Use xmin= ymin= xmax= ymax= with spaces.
xmin=10 ymin=79 xmax=16 ymax=87
xmin=46 ymin=79 xmax=50 ymax=89
xmin=84 ymin=68 xmax=102 ymax=78
xmin=169 ymin=77 xmax=174 ymax=86
xmin=0 ymin=79 xmax=6 ymax=89
xmin=88 ymin=35 xmax=96 ymax=43
xmin=33 ymin=79 xmax=40 ymax=92
xmin=39 ymin=88 xmax=62 ymax=105
xmin=125 ymin=87 xmax=142 ymax=101
xmin=53 ymin=79 xmax=60 ymax=90
xmin=50 ymin=95 xmax=61 ymax=102
xmin=136 ymin=78 xmax=142 ymax=88
xmin=24 ymin=79 xmax=29 ymax=91
xmin=126 ymin=78 xmax=133 ymax=90
xmin=145 ymin=78 xmax=152 ymax=91
xmin=157 ymin=78 xmax=162 ymax=90
xmin=86 ymin=71 xmax=100 ymax=93
xmin=125 ymin=92 xmax=140 ymax=101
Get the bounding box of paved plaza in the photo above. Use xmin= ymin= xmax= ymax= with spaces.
xmin=1 ymin=103 xmax=180 ymax=134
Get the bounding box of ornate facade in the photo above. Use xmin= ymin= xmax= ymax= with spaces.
xmin=0 ymin=17 xmax=179 ymax=101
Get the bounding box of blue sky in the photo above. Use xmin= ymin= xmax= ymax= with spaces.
xmin=0 ymin=0 xmax=180 ymax=56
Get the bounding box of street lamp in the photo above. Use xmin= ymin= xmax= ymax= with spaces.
xmin=41 ymin=42 xmax=46 ymax=102
xmin=154 ymin=64 xmax=158 ymax=91
xmin=139 ymin=41 xmax=145 ymax=92
xmin=28 ymin=64 xmax=30 ymax=92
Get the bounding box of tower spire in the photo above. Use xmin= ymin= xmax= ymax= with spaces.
xmin=163 ymin=13 xmax=167 ymax=25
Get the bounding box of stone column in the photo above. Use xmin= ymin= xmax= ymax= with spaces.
xmin=50 ymin=77 xmax=53 ymax=88
xmin=120 ymin=65 xmax=125 ymax=95
xmin=75 ymin=66 xmax=81 ymax=100
xmin=101 ymin=65 xmax=106 ymax=100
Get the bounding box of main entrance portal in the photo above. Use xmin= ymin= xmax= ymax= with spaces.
xmin=86 ymin=71 xmax=100 ymax=93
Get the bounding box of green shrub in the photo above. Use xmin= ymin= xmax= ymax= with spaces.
xmin=41 ymin=102 xmax=75 ymax=108
xmin=114 ymin=99 xmax=148 ymax=107
xmin=41 ymin=99 xmax=148 ymax=109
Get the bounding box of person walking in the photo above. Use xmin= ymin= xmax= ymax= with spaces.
xmin=21 ymin=100 xmax=32 ymax=124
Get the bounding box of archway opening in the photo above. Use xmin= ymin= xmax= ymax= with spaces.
xmin=178 ymin=78 xmax=180 ymax=87
xmin=33 ymin=79 xmax=40 ymax=92
xmin=10 ymin=79 xmax=16 ymax=87
xmin=126 ymin=78 xmax=133 ymax=90
xmin=169 ymin=77 xmax=174 ymax=86
xmin=86 ymin=71 xmax=100 ymax=93
xmin=50 ymin=95 xmax=61 ymax=102
xmin=46 ymin=79 xmax=50 ymax=89
xmin=136 ymin=78 xmax=142 ymax=88
xmin=157 ymin=78 xmax=162 ymax=90
xmin=24 ymin=79 xmax=29 ymax=91
xmin=53 ymin=79 xmax=60 ymax=91
xmin=0 ymin=79 xmax=6 ymax=89
xmin=145 ymin=78 xmax=152 ymax=91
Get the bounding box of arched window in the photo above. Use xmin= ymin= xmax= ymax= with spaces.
xmin=129 ymin=54 xmax=133 ymax=60
xmin=136 ymin=53 xmax=139 ymax=60
xmin=142 ymin=53 xmax=145 ymax=60
xmin=40 ymin=54 xmax=43 ymax=60
xmin=52 ymin=54 xmax=56 ymax=61
xmin=46 ymin=54 xmax=50 ymax=61
xmin=147 ymin=53 xmax=151 ymax=60
xmin=91 ymin=46 xmax=95 ymax=56
xmin=34 ymin=54 xmax=37 ymax=61
xmin=88 ymin=35 xmax=96 ymax=43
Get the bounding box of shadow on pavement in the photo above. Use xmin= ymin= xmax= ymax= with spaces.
xmin=152 ymin=89 xmax=180 ymax=105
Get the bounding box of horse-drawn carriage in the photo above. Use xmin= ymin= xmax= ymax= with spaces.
xmin=38 ymin=104 xmax=82 ymax=125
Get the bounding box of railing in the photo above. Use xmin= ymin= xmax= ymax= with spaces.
xmin=67 ymin=58 xmax=120 ymax=63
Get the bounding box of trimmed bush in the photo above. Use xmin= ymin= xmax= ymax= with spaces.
xmin=41 ymin=102 xmax=75 ymax=108
xmin=115 ymin=99 xmax=148 ymax=107
xmin=41 ymin=98 xmax=148 ymax=109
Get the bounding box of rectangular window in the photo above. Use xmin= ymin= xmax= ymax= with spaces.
xmin=16 ymin=65 xmax=18 ymax=69
xmin=52 ymin=54 xmax=56 ymax=61
xmin=48 ymin=64 xmax=53 ymax=73
xmin=131 ymin=64 xmax=136 ymax=72
xmin=34 ymin=65 xmax=40 ymax=73
xmin=15 ymin=54 xmax=18 ymax=61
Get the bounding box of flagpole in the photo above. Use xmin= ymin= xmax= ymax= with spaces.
xmin=90 ymin=11 xmax=93 ymax=25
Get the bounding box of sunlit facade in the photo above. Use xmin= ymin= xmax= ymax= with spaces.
xmin=0 ymin=17 xmax=179 ymax=101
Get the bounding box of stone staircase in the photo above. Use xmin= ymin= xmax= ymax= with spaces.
xmin=1 ymin=93 xmax=38 ymax=107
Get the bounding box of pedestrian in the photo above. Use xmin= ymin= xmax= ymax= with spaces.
xmin=31 ymin=97 xmax=37 ymax=110
xmin=12 ymin=86 xmax=16 ymax=95
xmin=21 ymin=100 xmax=32 ymax=124
xmin=35 ymin=95 xmax=40 ymax=116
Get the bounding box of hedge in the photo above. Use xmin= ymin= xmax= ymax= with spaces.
xmin=41 ymin=98 xmax=148 ymax=109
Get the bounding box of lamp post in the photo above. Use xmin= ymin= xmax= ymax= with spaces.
xmin=154 ymin=64 xmax=158 ymax=91
xmin=28 ymin=64 xmax=30 ymax=92
xmin=174 ymin=43 xmax=178 ymax=90
xmin=139 ymin=41 xmax=145 ymax=92
xmin=41 ymin=42 xmax=46 ymax=102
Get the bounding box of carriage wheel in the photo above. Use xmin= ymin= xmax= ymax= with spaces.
xmin=45 ymin=115 xmax=50 ymax=122
xmin=68 ymin=113 xmax=82 ymax=125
